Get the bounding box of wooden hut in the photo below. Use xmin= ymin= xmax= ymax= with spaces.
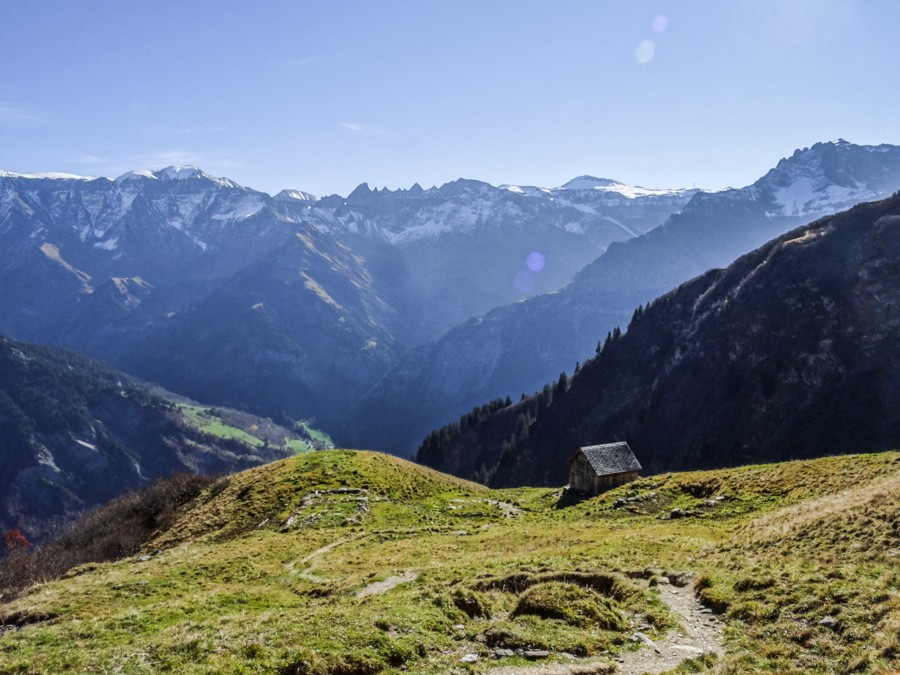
xmin=568 ymin=442 xmax=641 ymax=495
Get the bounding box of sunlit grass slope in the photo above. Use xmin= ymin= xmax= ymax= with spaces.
xmin=0 ymin=449 xmax=897 ymax=674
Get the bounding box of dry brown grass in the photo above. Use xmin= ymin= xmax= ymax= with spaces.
xmin=746 ymin=471 xmax=900 ymax=555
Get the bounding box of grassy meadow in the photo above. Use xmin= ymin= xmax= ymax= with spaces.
xmin=0 ymin=450 xmax=897 ymax=674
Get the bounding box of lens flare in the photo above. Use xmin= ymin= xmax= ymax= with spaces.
xmin=526 ymin=251 xmax=545 ymax=272
xmin=635 ymin=40 xmax=655 ymax=64
xmin=652 ymin=15 xmax=668 ymax=33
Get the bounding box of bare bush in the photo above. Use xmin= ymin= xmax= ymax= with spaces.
xmin=0 ymin=472 xmax=225 ymax=600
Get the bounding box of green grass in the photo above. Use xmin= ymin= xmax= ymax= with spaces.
xmin=1 ymin=450 xmax=898 ymax=674
xmin=294 ymin=420 xmax=334 ymax=448
xmin=178 ymin=404 xmax=320 ymax=454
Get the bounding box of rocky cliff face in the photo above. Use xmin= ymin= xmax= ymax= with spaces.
xmin=417 ymin=193 xmax=900 ymax=485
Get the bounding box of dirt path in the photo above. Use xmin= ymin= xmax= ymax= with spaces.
xmin=285 ymin=535 xmax=364 ymax=584
xmin=299 ymin=537 xmax=354 ymax=565
xmin=486 ymin=662 xmax=612 ymax=674
xmin=613 ymin=581 xmax=723 ymax=674
xmin=485 ymin=578 xmax=723 ymax=674
xmin=356 ymin=571 xmax=418 ymax=598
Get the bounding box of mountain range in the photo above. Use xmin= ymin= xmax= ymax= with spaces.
xmin=0 ymin=163 xmax=697 ymax=433
xmin=351 ymin=140 xmax=900 ymax=454
xmin=2 ymin=140 xmax=899 ymax=455
xmin=417 ymin=192 xmax=900 ymax=485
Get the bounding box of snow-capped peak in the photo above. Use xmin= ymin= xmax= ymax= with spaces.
xmin=114 ymin=169 xmax=157 ymax=183
xmin=559 ymin=176 xmax=623 ymax=191
xmin=159 ymin=165 xmax=203 ymax=180
xmin=0 ymin=170 xmax=97 ymax=181
xmin=735 ymin=139 xmax=900 ymax=218
xmin=113 ymin=166 xmax=241 ymax=189
xmin=274 ymin=189 xmax=318 ymax=202
xmin=556 ymin=175 xmax=696 ymax=199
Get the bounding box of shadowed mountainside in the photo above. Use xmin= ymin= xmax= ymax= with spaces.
xmin=0 ymin=335 xmax=318 ymax=540
xmin=417 ymin=193 xmax=900 ymax=485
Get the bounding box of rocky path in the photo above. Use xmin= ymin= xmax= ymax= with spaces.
xmin=485 ymin=577 xmax=724 ymax=674
xmin=356 ymin=571 xmax=419 ymax=598
xmin=286 ymin=535 xmax=363 ymax=584
xmin=614 ymin=580 xmax=724 ymax=674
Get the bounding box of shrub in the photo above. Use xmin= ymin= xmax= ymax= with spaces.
xmin=2 ymin=527 xmax=30 ymax=552
xmin=0 ymin=472 xmax=222 ymax=599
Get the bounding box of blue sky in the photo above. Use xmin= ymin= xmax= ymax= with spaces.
xmin=2 ymin=1 xmax=898 ymax=196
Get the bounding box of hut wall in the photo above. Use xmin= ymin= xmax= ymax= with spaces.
xmin=569 ymin=458 xmax=640 ymax=495
xmin=569 ymin=455 xmax=597 ymax=493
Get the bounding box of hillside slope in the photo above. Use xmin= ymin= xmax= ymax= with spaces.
xmin=418 ymin=193 xmax=900 ymax=485
xmin=0 ymin=450 xmax=897 ymax=673
xmin=0 ymin=336 xmax=319 ymax=540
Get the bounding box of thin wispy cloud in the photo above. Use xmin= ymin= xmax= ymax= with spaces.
xmin=137 ymin=150 xmax=245 ymax=171
xmin=341 ymin=122 xmax=392 ymax=137
xmin=0 ymin=101 xmax=52 ymax=128
xmin=69 ymin=153 xmax=107 ymax=165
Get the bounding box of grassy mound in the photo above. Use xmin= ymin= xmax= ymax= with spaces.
xmin=512 ymin=581 xmax=627 ymax=629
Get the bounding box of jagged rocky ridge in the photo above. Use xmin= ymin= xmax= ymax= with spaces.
xmin=417 ymin=193 xmax=900 ymax=486
xmin=279 ymin=174 xmax=699 ymax=342
xmin=0 ymin=166 xmax=694 ymax=431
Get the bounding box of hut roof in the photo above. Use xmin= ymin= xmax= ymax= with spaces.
xmin=570 ymin=442 xmax=641 ymax=476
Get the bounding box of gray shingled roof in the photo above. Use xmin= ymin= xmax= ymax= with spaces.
xmin=574 ymin=442 xmax=641 ymax=476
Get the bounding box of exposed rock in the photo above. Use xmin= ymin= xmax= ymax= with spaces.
xmin=668 ymin=508 xmax=701 ymax=520
xmin=818 ymin=616 xmax=839 ymax=628
xmin=523 ymin=650 xmax=550 ymax=659
xmin=631 ymin=632 xmax=662 ymax=654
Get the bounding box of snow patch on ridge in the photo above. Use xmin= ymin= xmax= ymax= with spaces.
xmin=114 ymin=166 xmax=241 ymax=189
xmin=559 ymin=176 xmax=696 ymax=199
xmin=503 ymin=176 xmax=699 ymax=200
xmin=115 ymin=169 xmax=157 ymax=182
xmin=773 ymin=178 xmax=874 ymax=217
xmin=160 ymin=165 xmax=203 ymax=180
xmin=94 ymin=237 xmax=119 ymax=251
xmin=0 ymin=170 xmax=97 ymax=181
xmin=275 ymin=189 xmax=318 ymax=202
xmin=559 ymin=176 xmax=623 ymax=191
xmin=210 ymin=196 xmax=265 ymax=220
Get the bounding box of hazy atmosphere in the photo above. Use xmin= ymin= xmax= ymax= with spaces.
xmin=3 ymin=1 xmax=899 ymax=194
xmin=2 ymin=3 xmax=899 ymax=673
